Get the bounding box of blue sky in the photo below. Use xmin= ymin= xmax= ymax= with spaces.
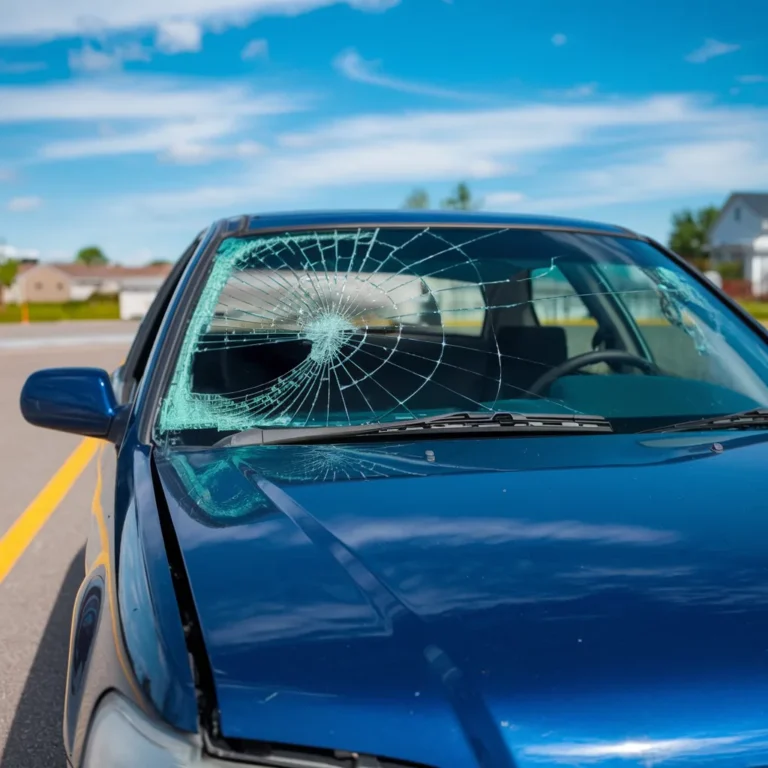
xmin=1 ymin=0 xmax=767 ymax=264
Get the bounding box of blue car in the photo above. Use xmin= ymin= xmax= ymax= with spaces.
xmin=20 ymin=211 xmax=768 ymax=768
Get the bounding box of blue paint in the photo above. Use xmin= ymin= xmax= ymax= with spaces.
xmin=19 ymin=366 xmax=120 ymax=438
xmin=22 ymin=212 xmax=768 ymax=768
xmin=155 ymin=431 xmax=768 ymax=767
xmin=243 ymin=210 xmax=634 ymax=236
xmin=119 ymin=441 xmax=199 ymax=733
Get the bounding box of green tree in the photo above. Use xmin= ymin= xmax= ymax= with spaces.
xmin=441 ymin=182 xmax=480 ymax=211
xmin=75 ymin=246 xmax=108 ymax=266
xmin=402 ymin=188 xmax=430 ymax=209
xmin=668 ymin=206 xmax=720 ymax=266
xmin=0 ymin=259 xmax=19 ymax=307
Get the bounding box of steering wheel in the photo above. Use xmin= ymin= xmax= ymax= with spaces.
xmin=528 ymin=349 xmax=661 ymax=397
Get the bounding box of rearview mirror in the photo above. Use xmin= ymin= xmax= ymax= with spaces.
xmin=20 ymin=367 xmax=124 ymax=442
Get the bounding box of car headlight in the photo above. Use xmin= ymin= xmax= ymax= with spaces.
xmin=82 ymin=692 xmax=231 ymax=767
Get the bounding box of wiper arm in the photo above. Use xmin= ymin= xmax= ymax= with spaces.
xmin=643 ymin=407 xmax=768 ymax=434
xmin=215 ymin=411 xmax=613 ymax=447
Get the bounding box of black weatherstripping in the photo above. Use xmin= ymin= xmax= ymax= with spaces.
xmin=215 ymin=412 xmax=614 ymax=447
xmin=137 ymin=223 xmax=221 ymax=445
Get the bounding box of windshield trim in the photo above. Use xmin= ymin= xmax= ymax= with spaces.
xmin=237 ymin=219 xmax=643 ymax=240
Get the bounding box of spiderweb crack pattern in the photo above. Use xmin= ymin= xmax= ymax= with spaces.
xmin=158 ymin=227 xmax=670 ymax=435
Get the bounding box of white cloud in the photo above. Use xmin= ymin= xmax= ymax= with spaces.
xmin=156 ymin=19 xmax=203 ymax=53
xmin=0 ymin=0 xmax=400 ymax=39
xmin=131 ymin=247 xmax=154 ymax=264
xmin=485 ymin=191 xmax=525 ymax=208
xmin=0 ymin=78 xmax=302 ymax=123
xmin=0 ymin=60 xmax=47 ymax=74
xmin=685 ymin=38 xmax=740 ymax=64
xmin=0 ymin=77 xmax=303 ymax=164
xmin=518 ymin=139 xmax=768 ymax=213
xmin=137 ymin=94 xmax=765 ymax=213
xmin=161 ymin=139 xmax=263 ymax=163
xmin=546 ymin=82 xmax=598 ymax=99
xmin=68 ymin=41 xmax=150 ymax=72
xmin=334 ymin=48 xmax=474 ymax=99
xmin=241 ymin=38 xmax=269 ymax=59
xmin=737 ymin=74 xmax=768 ymax=84
xmin=551 ymin=33 xmax=567 ymax=46
xmin=68 ymin=45 xmax=119 ymax=72
xmin=278 ymin=96 xmax=706 ymax=152
xmin=41 ymin=119 xmax=237 ymax=159
xmin=0 ymin=168 xmax=16 ymax=182
xmin=7 ymin=196 xmax=42 ymax=212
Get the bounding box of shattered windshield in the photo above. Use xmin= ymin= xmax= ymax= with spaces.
xmin=156 ymin=226 xmax=768 ymax=444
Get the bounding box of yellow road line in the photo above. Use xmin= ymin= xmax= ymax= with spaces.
xmin=0 ymin=438 xmax=99 ymax=584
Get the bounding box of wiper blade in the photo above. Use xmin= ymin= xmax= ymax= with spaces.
xmin=215 ymin=411 xmax=613 ymax=447
xmin=643 ymin=407 xmax=768 ymax=434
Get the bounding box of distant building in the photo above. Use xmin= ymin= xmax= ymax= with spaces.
xmin=3 ymin=263 xmax=173 ymax=319
xmin=709 ymin=192 xmax=768 ymax=295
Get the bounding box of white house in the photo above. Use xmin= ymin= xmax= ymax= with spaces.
xmin=3 ymin=263 xmax=172 ymax=319
xmin=709 ymin=192 xmax=768 ymax=296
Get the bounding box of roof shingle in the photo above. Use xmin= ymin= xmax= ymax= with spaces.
xmin=731 ymin=192 xmax=768 ymax=219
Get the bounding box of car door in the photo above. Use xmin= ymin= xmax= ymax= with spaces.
xmin=84 ymin=237 xmax=200 ymax=575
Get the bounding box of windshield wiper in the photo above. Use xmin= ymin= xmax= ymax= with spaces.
xmin=214 ymin=411 xmax=613 ymax=447
xmin=643 ymin=407 xmax=768 ymax=434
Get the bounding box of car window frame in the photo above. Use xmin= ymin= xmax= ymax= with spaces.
xmin=119 ymin=235 xmax=202 ymax=404
xmin=570 ymin=262 xmax=653 ymax=359
xmin=139 ymin=222 xmax=766 ymax=446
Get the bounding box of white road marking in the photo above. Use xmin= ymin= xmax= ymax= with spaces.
xmin=0 ymin=334 xmax=136 ymax=350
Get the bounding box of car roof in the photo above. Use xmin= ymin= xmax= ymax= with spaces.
xmin=214 ymin=210 xmax=639 ymax=238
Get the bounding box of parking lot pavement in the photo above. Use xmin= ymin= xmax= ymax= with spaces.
xmin=0 ymin=322 xmax=136 ymax=767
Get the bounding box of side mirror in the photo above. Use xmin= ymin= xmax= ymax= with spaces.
xmin=20 ymin=367 xmax=125 ymax=442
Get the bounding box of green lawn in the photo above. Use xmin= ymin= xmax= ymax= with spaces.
xmin=0 ymin=298 xmax=120 ymax=323
xmin=737 ymin=301 xmax=768 ymax=320
xmin=0 ymin=296 xmax=766 ymax=324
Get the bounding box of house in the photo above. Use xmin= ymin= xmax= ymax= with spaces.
xmin=709 ymin=192 xmax=768 ymax=296
xmin=3 ymin=263 xmax=173 ymax=319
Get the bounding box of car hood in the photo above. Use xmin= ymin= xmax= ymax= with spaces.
xmin=155 ymin=433 xmax=768 ymax=768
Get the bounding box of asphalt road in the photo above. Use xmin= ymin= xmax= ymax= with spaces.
xmin=0 ymin=321 xmax=138 ymax=768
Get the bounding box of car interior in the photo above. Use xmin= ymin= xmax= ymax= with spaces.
xmin=136 ymin=228 xmax=765 ymax=436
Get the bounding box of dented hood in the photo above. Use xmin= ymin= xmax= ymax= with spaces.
xmin=155 ymin=433 xmax=768 ymax=768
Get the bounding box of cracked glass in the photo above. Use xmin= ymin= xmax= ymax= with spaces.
xmin=156 ymin=226 xmax=768 ymax=443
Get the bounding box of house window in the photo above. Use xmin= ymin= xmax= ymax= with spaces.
xmin=35 ymin=281 xmax=43 ymax=290
xmin=734 ymin=207 xmax=741 ymax=222
xmin=57 ymin=282 xmax=64 ymax=290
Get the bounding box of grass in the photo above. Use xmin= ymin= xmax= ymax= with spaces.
xmin=0 ymin=298 xmax=120 ymax=323
xmin=0 ymin=297 xmax=766 ymax=324
xmin=737 ymin=300 xmax=768 ymax=320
